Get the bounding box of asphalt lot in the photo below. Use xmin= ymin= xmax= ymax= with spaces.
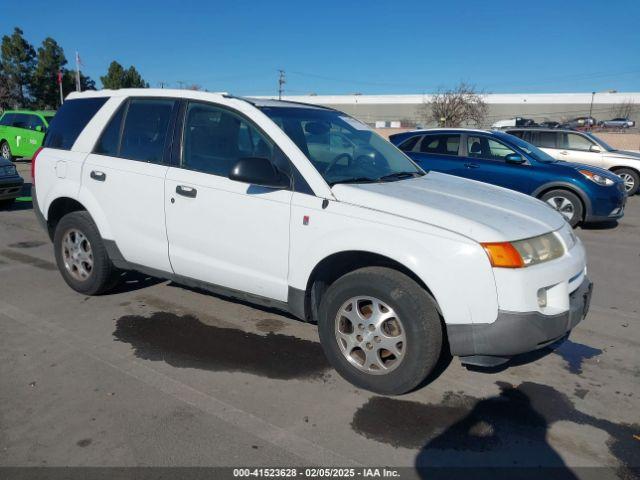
xmin=1 ymin=161 xmax=638 ymax=478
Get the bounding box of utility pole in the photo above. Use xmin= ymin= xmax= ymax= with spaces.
xmin=75 ymin=52 xmax=82 ymax=92
xmin=158 ymin=81 xmax=165 ymax=89
xmin=177 ymin=80 xmax=185 ymax=90
xmin=278 ymin=70 xmax=286 ymax=100
xmin=588 ymin=91 xmax=596 ymax=129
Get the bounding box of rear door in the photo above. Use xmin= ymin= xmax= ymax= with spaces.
xmin=406 ymin=133 xmax=464 ymax=176
xmin=462 ymin=134 xmax=535 ymax=193
xmin=82 ymin=97 xmax=178 ymax=272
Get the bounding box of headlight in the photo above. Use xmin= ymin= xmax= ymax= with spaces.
xmin=481 ymin=232 xmax=565 ymax=268
xmin=579 ymin=169 xmax=614 ymax=186
xmin=0 ymin=165 xmax=17 ymax=176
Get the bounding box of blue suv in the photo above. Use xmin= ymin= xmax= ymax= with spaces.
xmin=390 ymin=129 xmax=627 ymax=227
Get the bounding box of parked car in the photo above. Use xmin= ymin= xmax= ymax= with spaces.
xmin=390 ymin=128 xmax=626 ymax=227
xmin=491 ymin=117 xmax=536 ymax=129
xmin=598 ymin=117 xmax=635 ymax=129
xmin=0 ymin=156 xmax=23 ymax=207
xmin=0 ymin=110 xmax=56 ymax=160
xmin=561 ymin=116 xmax=597 ymax=129
xmin=507 ymin=128 xmax=640 ymax=195
xmin=34 ymin=90 xmax=592 ymax=395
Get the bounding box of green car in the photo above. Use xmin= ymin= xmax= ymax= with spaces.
xmin=0 ymin=110 xmax=56 ymax=160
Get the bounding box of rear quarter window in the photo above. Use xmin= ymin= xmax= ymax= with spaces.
xmin=44 ymin=98 xmax=108 ymax=150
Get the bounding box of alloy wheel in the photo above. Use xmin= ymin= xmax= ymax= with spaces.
xmin=334 ymin=296 xmax=406 ymax=375
xmin=546 ymin=196 xmax=575 ymax=221
xmin=619 ymin=173 xmax=635 ymax=193
xmin=61 ymin=229 xmax=94 ymax=281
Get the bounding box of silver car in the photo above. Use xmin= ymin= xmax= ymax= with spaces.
xmin=506 ymin=128 xmax=640 ymax=195
xmin=599 ymin=118 xmax=636 ymax=129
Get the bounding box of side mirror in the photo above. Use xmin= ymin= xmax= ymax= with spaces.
xmin=589 ymin=144 xmax=602 ymax=153
xmin=505 ymin=153 xmax=526 ymax=164
xmin=229 ymin=157 xmax=290 ymax=189
xmin=35 ymin=125 xmax=44 ymax=132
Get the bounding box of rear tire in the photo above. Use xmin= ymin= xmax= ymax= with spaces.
xmin=53 ymin=211 xmax=120 ymax=295
xmin=540 ymin=189 xmax=583 ymax=228
xmin=0 ymin=198 xmax=16 ymax=208
xmin=613 ymin=168 xmax=639 ymax=195
xmin=317 ymin=267 xmax=442 ymax=395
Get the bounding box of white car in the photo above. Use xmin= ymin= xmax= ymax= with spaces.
xmin=33 ymin=89 xmax=592 ymax=394
xmin=507 ymin=128 xmax=640 ymax=195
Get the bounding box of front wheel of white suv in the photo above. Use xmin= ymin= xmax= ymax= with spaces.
xmin=53 ymin=211 xmax=120 ymax=295
xmin=317 ymin=267 xmax=443 ymax=395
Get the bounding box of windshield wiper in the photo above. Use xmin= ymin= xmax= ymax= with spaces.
xmin=377 ymin=171 xmax=423 ymax=182
xmin=329 ymin=177 xmax=379 ymax=186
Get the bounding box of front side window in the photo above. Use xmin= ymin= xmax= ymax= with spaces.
xmin=27 ymin=115 xmax=45 ymax=131
xmin=0 ymin=113 xmax=15 ymax=126
xmin=120 ymin=98 xmax=175 ymax=163
xmin=182 ymin=102 xmax=273 ymax=177
xmin=419 ymin=134 xmax=460 ymax=155
xmin=467 ymin=136 xmax=516 ymax=161
xmin=258 ymin=106 xmax=423 ymax=185
xmin=562 ymin=133 xmax=595 ymax=152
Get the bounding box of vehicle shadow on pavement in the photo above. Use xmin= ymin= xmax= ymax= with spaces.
xmin=579 ymin=220 xmax=619 ymax=230
xmin=108 ymin=270 xmax=166 ymax=294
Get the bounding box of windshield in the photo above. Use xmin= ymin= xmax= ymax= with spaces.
xmin=500 ymin=133 xmax=558 ymax=163
xmin=258 ymin=106 xmax=424 ymax=185
xmin=585 ymin=132 xmax=615 ymax=151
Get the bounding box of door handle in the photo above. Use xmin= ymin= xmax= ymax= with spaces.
xmin=464 ymin=163 xmax=480 ymax=169
xmin=90 ymin=170 xmax=106 ymax=181
xmin=176 ymin=185 xmax=197 ymax=198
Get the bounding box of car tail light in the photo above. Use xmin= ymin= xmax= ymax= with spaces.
xmin=31 ymin=147 xmax=43 ymax=184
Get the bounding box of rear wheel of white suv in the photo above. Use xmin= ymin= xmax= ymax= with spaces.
xmin=317 ymin=267 xmax=442 ymax=395
xmin=53 ymin=211 xmax=120 ymax=295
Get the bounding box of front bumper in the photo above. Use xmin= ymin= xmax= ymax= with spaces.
xmin=584 ymin=184 xmax=627 ymax=222
xmin=447 ymin=277 xmax=592 ymax=366
xmin=0 ymin=176 xmax=24 ymax=200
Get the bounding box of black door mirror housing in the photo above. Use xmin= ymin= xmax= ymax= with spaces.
xmin=505 ymin=153 xmax=526 ymax=164
xmin=229 ymin=157 xmax=290 ymax=189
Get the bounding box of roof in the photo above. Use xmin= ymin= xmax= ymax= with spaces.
xmin=1 ymin=109 xmax=56 ymax=115
xmin=400 ymin=127 xmax=490 ymax=135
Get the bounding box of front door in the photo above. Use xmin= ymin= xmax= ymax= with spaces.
xmin=165 ymin=101 xmax=292 ymax=301
xmin=557 ymin=132 xmax=604 ymax=168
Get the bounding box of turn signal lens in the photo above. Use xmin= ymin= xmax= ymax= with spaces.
xmin=481 ymin=242 xmax=525 ymax=268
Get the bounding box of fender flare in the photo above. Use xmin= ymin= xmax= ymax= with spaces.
xmin=531 ymin=181 xmax=591 ymax=217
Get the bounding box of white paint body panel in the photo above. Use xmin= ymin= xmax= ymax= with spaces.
xmin=37 ymin=89 xmax=589 ymax=330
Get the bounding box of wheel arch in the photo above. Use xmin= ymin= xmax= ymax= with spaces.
xmin=292 ymin=250 xmax=441 ymax=324
xmin=46 ymin=197 xmax=88 ymax=240
xmin=532 ymin=182 xmax=590 ymax=220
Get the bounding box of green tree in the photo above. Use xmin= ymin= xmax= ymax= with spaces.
xmin=100 ymin=60 xmax=148 ymax=89
xmin=31 ymin=37 xmax=67 ymax=109
xmin=0 ymin=27 xmax=36 ymax=107
xmin=61 ymin=70 xmax=95 ymax=98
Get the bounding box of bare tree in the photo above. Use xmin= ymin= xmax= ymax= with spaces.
xmin=186 ymin=83 xmax=203 ymax=91
xmin=612 ymin=99 xmax=637 ymax=119
xmin=419 ymin=83 xmax=488 ymax=127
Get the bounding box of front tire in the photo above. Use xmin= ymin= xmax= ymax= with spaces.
xmin=53 ymin=211 xmax=119 ymax=295
xmin=1 ymin=141 xmax=13 ymax=161
xmin=318 ymin=267 xmax=443 ymax=395
xmin=540 ymin=189 xmax=583 ymax=228
xmin=614 ymin=168 xmax=639 ymax=195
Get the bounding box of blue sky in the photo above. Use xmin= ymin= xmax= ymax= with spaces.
xmin=2 ymin=0 xmax=639 ymax=95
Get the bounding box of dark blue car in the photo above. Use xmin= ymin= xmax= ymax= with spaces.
xmin=390 ymin=129 xmax=627 ymax=227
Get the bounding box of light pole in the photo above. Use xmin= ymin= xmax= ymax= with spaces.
xmin=588 ymin=91 xmax=595 ymax=129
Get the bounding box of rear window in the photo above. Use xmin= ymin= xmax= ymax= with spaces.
xmin=44 ymin=98 xmax=108 ymax=150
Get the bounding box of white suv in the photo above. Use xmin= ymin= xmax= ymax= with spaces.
xmin=33 ymin=89 xmax=592 ymax=394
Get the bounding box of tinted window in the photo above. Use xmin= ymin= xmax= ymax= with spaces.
xmin=120 ymin=98 xmax=175 ymax=163
xmin=182 ymin=102 xmax=273 ymax=176
xmin=44 ymin=98 xmax=108 ymax=150
xmin=398 ymin=136 xmax=421 ymax=151
xmin=12 ymin=113 xmax=30 ymax=129
xmin=420 ymin=134 xmax=460 ymax=155
xmin=467 ymin=136 xmax=516 ymax=161
xmin=531 ymin=131 xmax=557 ymax=148
xmin=27 ymin=115 xmax=45 ymax=130
xmin=562 ymin=133 xmax=594 ymax=151
xmin=94 ymin=103 xmax=126 ymax=156
xmin=0 ymin=113 xmax=15 ymax=126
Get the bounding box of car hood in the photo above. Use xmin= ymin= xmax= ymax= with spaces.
xmin=553 ymin=161 xmax=621 ymax=181
xmin=604 ymin=150 xmax=640 ymax=161
xmin=331 ymin=172 xmax=565 ymax=242
xmin=0 ymin=157 xmax=12 ymax=167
